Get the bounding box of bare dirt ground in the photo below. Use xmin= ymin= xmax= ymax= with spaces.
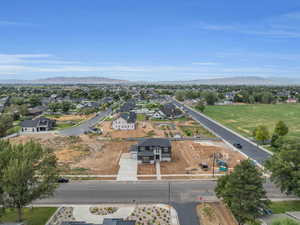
xmin=159 ymin=140 xmax=245 ymax=175
xmin=99 ymin=119 xmax=214 ymax=139
xmin=138 ymin=164 xmax=156 ymax=175
xmin=10 ymin=134 xmax=135 ymax=175
xmin=197 ymin=202 xmax=238 ymax=225
xmin=100 ymin=121 xmax=157 ymax=138
xmin=54 ymin=114 xmax=94 ymax=121
xmin=9 ymin=132 xmax=244 ymax=177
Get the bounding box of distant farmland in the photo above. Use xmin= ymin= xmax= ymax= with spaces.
xmin=203 ymin=104 xmax=300 ymax=139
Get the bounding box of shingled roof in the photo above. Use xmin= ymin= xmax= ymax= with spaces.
xmin=20 ymin=117 xmax=53 ymax=128
xmin=119 ymin=112 xmax=136 ymax=123
xmin=138 ymin=138 xmax=171 ymax=148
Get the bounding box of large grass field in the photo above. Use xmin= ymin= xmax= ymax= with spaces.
xmin=0 ymin=207 xmax=57 ymax=225
xmin=203 ymin=104 xmax=300 ymax=139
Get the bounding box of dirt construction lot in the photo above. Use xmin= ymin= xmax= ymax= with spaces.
xmin=160 ymin=141 xmax=244 ymax=175
xmin=10 ymin=134 xmax=245 ymax=177
xmin=10 ymin=134 xmax=135 ymax=175
xmin=99 ymin=119 xmax=214 ymax=139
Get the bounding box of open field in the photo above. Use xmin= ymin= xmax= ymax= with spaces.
xmin=197 ymin=202 xmax=238 ymax=225
xmin=10 ymin=134 xmax=135 ymax=175
xmin=98 ymin=119 xmax=215 ymax=139
xmin=0 ymin=207 xmax=57 ymax=225
xmin=203 ymin=104 xmax=300 ymax=139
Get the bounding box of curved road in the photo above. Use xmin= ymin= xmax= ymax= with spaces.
xmin=59 ymin=108 xmax=112 ymax=136
xmin=172 ymin=100 xmax=272 ymax=165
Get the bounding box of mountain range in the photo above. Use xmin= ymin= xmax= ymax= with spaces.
xmin=0 ymin=76 xmax=300 ymax=85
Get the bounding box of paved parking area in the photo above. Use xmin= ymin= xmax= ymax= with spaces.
xmin=117 ymin=153 xmax=137 ymax=181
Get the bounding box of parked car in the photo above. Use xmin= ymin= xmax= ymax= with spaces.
xmin=233 ymin=143 xmax=242 ymax=149
xmin=57 ymin=177 xmax=69 ymax=183
xmin=199 ymin=163 xmax=209 ymax=171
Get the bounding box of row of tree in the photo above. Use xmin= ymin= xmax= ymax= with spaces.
xmin=175 ymin=90 xmax=218 ymax=105
xmin=252 ymin=121 xmax=289 ymax=145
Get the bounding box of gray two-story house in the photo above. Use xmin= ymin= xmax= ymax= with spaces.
xmin=131 ymin=138 xmax=172 ymax=164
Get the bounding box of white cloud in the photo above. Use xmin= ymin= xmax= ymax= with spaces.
xmin=0 ymin=21 xmax=35 ymax=27
xmin=192 ymin=62 xmax=218 ymax=65
xmin=195 ymin=12 xmax=300 ymax=39
xmin=0 ymin=54 xmax=78 ymax=65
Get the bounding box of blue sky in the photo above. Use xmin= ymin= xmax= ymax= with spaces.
xmin=1 ymin=0 xmax=300 ymax=81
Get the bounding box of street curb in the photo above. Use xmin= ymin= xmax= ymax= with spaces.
xmin=172 ymin=98 xmax=272 ymax=168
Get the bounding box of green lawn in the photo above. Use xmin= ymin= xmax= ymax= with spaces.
xmin=270 ymin=201 xmax=300 ymax=214
xmin=179 ymin=125 xmax=215 ymax=138
xmin=137 ymin=113 xmax=146 ymax=121
xmin=0 ymin=207 xmax=57 ymax=225
xmin=203 ymin=104 xmax=300 ymax=139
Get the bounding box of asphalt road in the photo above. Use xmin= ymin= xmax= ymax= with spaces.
xmin=172 ymin=100 xmax=272 ymax=165
xmin=34 ymin=180 xmax=292 ymax=225
xmin=34 ymin=180 xmax=290 ymax=205
xmin=59 ymin=108 xmax=112 ymax=136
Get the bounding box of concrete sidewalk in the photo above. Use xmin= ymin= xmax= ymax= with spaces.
xmin=117 ymin=153 xmax=137 ymax=181
xmin=73 ymin=205 xmax=135 ymax=224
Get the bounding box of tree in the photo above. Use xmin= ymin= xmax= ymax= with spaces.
xmin=48 ymin=102 xmax=60 ymax=113
xmin=175 ymin=91 xmax=185 ymax=101
xmin=215 ymin=160 xmax=269 ymax=225
xmin=274 ymin=121 xmax=289 ymax=137
xmin=0 ymin=114 xmax=13 ymax=137
xmin=61 ymin=101 xmax=72 ymax=113
xmin=265 ymin=145 xmax=300 ymax=197
xmin=195 ymin=101 xmax=205 ymax=112
xmin=261 ymin=92 xmax=274 ymax=104
xmin=253 ymin=125 xmax=270 ymax=144
xmin=0 ymin=140 xmax=59 ymax=221
xmin=28 ymin=96 xmax=41 ymax=107
xmin=18 ymin=104 xmax=29 ymax=117
xmin=204 ymin=92 xmax=218 ymax=105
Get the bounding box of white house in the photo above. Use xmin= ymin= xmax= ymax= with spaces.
xmin=152 ymin=110 xmax=165 ymax=119
xmin=112 ymin=112 xmax=137 ymax=130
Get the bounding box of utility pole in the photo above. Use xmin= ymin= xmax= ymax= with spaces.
xmin=168 ymin=181 xmax=171 ymax=223
xmin=168 ymin=181 xmax=171 ymax=203
xmin=212 ymin=152 xmax=215 ymax=178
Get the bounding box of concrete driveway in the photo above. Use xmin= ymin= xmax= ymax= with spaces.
xmin=117 ymin=153 xmax=137 ymax=181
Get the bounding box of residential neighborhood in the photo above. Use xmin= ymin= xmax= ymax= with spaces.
xmin=1 ymin=1 xmax=300 ymax=225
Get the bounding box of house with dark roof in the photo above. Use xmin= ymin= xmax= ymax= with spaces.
xmin=112 ymin=112 xmax=136 ymax=130
xmin=119 ymin=100 xmax=136 ymax=113
xmin=60 ymin=218 xmax=135 ymax=225
xmin=159 ymin=103 xmax=182 ymax=119
xmin=131 ymin=138 xmax=172 ymax=164
xmin=20 ymin=117 xmax=55 ymax=133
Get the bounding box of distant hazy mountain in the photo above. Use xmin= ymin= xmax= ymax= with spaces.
xmin=0 ymin=76 xmax=129 ymax=84
xmin=159 ymin=76 xmax=300 ymax=85
xmin=0 ymin=76 xmax=300 ymax=85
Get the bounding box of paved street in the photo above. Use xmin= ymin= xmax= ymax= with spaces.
xmin=35 ymin=180 xmax=290 ymax=205
xmin=59 ymin=108 xmax=112 ymax=136
xmin=172 ymin=100 xmax=272 ymax=165
xmin=34 ymin=180 xmax=294 ymax=225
